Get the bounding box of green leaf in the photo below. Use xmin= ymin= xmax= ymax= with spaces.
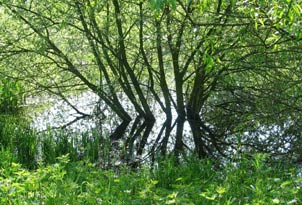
xmin=151 ymin=180 xmax=159 ymax=185
xmin=216 ymin=186 xmax=226 ymax=195
xmin=167 ymin=0 xmax=176 ymax=10
xmin=167 ymin=192 xmax=177 ymax=199
xmin=280 ymin=180 xmax=292 ymax=188
xmin=150 ymin=0 xmax=164 ymax=11
xmin=203 ymin=54 xmax=215 ymax=73
xmin=114 ymin=179 xmax=120 ymax=183
xmin=272 ymin=198 xmax=280 ymax=204
xmin=231 ymin=0 xmax=236 ymax=7
xmin=166 ymin=199 xmax=176 ymax=204
xmin=297 ymin=30 xmax=302 ymax=40
xmin=175 ymin=177 xmax=183 ymax=182
xmin=200 ymin=192 xmax=217 ymax=200
xmin=293 ymin=4 xmax=302 ymax=15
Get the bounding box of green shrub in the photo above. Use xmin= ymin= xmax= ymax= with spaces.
xmin=0 ymin=153 xmax=301 ymax=204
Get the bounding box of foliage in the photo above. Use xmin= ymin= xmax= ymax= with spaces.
xmin=1 ymin=1 xmax=302 ymax=203
xmin=0 ymin=76 xmax=24 ymax=114
xmin=1 ymin=0 xmax=302 ymax=161
xmin=0 ymin=153 xmax=301 ymax=205
xmin=0 ymin=115 xmax=38 ymax=169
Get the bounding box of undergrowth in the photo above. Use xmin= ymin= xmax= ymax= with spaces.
xmin=0 ymin=151 xmax=301 ymax=205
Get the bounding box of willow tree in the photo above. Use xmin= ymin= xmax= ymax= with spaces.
xmin=1 ymin=0 xmax=302 ymax=162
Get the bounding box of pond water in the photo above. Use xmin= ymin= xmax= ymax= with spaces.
xmin=27 ymin=91 xmax=193 ymax=157
xmin=29 ymin=91 xmax=100 ymax=132
xmin=26 ymin=90 xmax=293 ymax=164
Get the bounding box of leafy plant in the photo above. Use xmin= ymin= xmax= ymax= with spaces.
xmin=0 ymin=77 xmax=24 ymax=114
xmin=0 ymin=153 xmax=301 ymax=204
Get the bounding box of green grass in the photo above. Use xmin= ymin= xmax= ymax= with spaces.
xmin=0 ymin=151 xmax=301 ymax=205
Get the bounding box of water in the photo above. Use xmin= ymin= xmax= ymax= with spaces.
xmin=29 ymin=91 xmax=99 ymax=132
xmin=26 ymin=90 xmax=193 ymax=165
xmin=26 ymin=90 xmax=295 ymax=164
xmin=29 ymin=90 xmax=193 ymax=133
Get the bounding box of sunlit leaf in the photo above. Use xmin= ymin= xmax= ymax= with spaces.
xmin=280 ymin=181 xmax=292 ymax=188
xmin=272 ymin=198 xmax=280 ymax=204
xmin=216 ymin=186 xmax=226 ymax=195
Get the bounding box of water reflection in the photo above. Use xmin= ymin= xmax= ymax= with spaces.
xmin=28 ymin=91 xmax=193 ymax=166
xmin=30 ymin=91 xmax=99 ymax=132
xmin=26 ymin=91 xmax=298 ymax=166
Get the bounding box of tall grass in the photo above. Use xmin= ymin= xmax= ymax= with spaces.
xmin=0 ymin=115 xmax=113 ymax=169
xmin=39 ymin=127 xmax=112 ymax=166
xmin=0 ymin=115 xmax=38 ymax=169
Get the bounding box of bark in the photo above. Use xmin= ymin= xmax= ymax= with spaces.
xmin=112 ymin=0 xmax=155 ymax=123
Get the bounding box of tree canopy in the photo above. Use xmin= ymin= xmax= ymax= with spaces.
xmin=1 ymin=0 xmax=302 ymax=163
